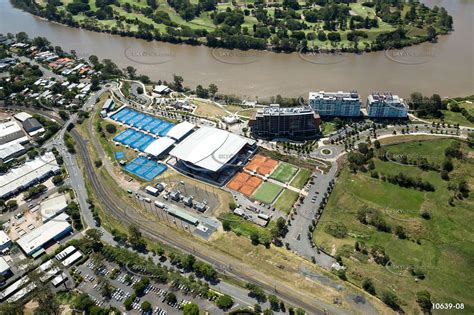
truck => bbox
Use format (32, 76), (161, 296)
(145, 185), (159, 196)
(154, 201), (166, 209)
(257, 213), (270, 221)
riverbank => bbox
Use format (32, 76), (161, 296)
(1, 0), (472, 100)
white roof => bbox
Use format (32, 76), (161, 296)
(62, 251), (82, 267)
(6, 283), (36, 303)
(40, 194), (68, 222)
(0, 277), (29, 300)
(170, 126), (254, 172)
(0, 230), (11, 246)
(51, 272), (67, 286)
(0, 121), (25, 142)
(0, 143), (25, 160)
(55, 245), (76, 261)
(0, 152), (59, 199)
(13, 112), (32, 122)
(0, 257), (10, 274)
(16, 220), (71, 255)
(166, 121), (195, 141)
(144, 137), (175, 157)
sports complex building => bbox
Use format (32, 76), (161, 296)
(169, 126), (257, 186)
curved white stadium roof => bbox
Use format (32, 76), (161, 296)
(166, 121), (195, 141)
(144, 137), (176, 157)
(170, 126), (254, 172)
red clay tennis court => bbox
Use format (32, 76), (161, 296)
(227, 171), (263, 197)
(244, 154), (279, 176)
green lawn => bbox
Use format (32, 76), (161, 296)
(270, 162), (299, 183)
(313, 138), (474, 313)
(439, 109), (474, 128)
(219, 213), (273, 243)
(289, 168), (312, 189)
(383, 138), (459, 165)
(273, 189), (299, 214)
(252, 182), (283, 204)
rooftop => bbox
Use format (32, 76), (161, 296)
(0, 152), (60, 199)
(166, 121), (195, 141)
(16, 218), (71, 255)
(170, 126), (254, 172)
(13, 112), (32, 122)
(309, 90), (360, 101)
(40, 194), (68, 222)
(144, 137), (176, 157)
(0, 257), (9, 274)
(256, 105), (316, 117)
(0, 231), (11, 246)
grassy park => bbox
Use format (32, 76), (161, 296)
(313, 138), (474, 313)
(252, 182), (283, 204)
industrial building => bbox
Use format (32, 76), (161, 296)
(16, 219), (73, 256)
(39, 194), (69, 222)
(0, 257), (10, 276)
(0, 231), (12, 252)
(14, 112), (44, 136)
(0, 120), (27, 146)
(0, 142), (26, 163)
(169, 126), (256, 186)
(308, 91), (361, 117)
(249, 104), (321, 140)
(0, 152), (60, 199)
(367, 93), (409, 118)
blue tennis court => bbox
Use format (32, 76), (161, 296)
(113, 129), (156, 152)
(115, 152), (125, 159)
(110, 107), (174, 137)
(124, 157), (167, 181)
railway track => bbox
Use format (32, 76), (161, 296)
(70, 128), (329, 315)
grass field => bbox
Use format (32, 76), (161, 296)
(289, 168), (312, 189)
(273, 189), (299, 214)
(270, 162), (299, 183)
(439, 109), (474, 127)
(313, 138), (474, 313)
(219, 213), (273, 243)
(383, 138), (459, 165)
(252, 182), (283, 204)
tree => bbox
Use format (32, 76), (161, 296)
(136, 86), (144, 94)
(216, 294), (234, 310)
(416, 290), (432, 313)
(35, 287), (61, 315)
(166, 292), (177, 304)
(85, 228), (103, 251)
(268, 294), (280, 311)
(183, 303), (200, 315)
(141, 301), (152, 312)
(250, 232), (260, 245)
(128, 224), (146, 250)
(124, 297), (133, 310)
(362, 278), (376, 295)
(105, 123), (117, 134)
(125, 66), (137, 79)
(208, 83), (218, 98)
(172, 74), (184, 92)
(381, 291), (400, 310)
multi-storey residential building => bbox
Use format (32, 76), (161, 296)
(249, 104), (320, 139)
(367, 93), (409, 118)
(309, 91), (361, 117)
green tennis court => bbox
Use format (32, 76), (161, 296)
(252, 182), (283, 204)
(270, 162), (299, 183)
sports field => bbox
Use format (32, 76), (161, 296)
(273, 189), (299, 214)
(226, 172), (262, 197)
(245, 154), (278, 176)
(289, 168), (312, 189)
(252, 182), (283, 204)
(270, 162), (299, 183)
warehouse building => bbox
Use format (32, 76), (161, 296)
(16, 219), (73, 256)
(0, 152), (60, 199)
(0, 257), (10, 276)
(0, 142), (26, 163)
(249, 104), (320, 140)
(0, 231), (12, 252)
(0, 121), (27, 146)
(39, 194), (69, 223)
(169, 126), (256, 186)
(21, 118), (44, 136)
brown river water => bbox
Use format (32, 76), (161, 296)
(0, 0), (472, 100)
